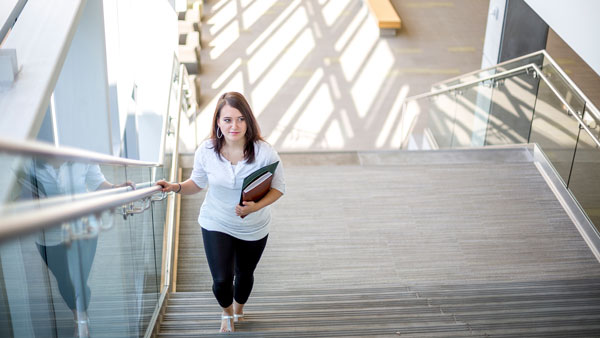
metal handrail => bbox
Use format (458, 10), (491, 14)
(0, 185), (163, 241)
(541, 51), (600, 121)
(0, 137), (161, 167)
(432, 49), (600, 122)
(531, 64), (600, 148)
(1, 181), (159, 215)
(406, 64), (534, 101)
(432, 49), (546, 87)
(404, 61), (600, 149)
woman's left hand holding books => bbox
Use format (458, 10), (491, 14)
(236, 201), (257, 217)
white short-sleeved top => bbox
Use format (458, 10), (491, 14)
(190, 140), (285, 241)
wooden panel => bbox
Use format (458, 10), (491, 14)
(366, 0), (402, 29)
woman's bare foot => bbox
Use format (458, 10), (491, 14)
(220, 313), (234, 332)
(221, 305), (235, 333)
(233, 301), (245, 322)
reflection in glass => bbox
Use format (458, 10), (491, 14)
(18, 160), (132, 337)
(484, 72), (539, 146)
(451, 82), (492, 147)
(540, 62), (585, 114)
(427, 91), (457, 149)
(0, 154), (170, 338)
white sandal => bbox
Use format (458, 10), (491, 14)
(221, 314), (234, 332)
(233, 313), (244, 322)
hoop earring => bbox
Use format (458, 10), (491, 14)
(216, 127), (223, 139)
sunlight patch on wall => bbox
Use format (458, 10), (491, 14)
(246, 0), (301, 56)
(247, 6), (308, 84)
(211, 0), (231, 13)
(282, 82), (334, 148)
(321, 119), (345, 148)
(240, 0), (254, 8)
(334, 3), (368, 53)
(243, 0), (278, 30)
(208, 0), (237, 36)
(210, 20), (240, 60)
(251, 28), (315, 116)
(376, 85), (410, 148)
(351, 41), (394, 118)
(339, 11), (378, 81)
(267, 68), (324, 145)
(321, 0), (352, 27)
(212, 58), (242, 89)
(339, 108), (354, 139)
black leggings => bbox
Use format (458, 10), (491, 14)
(201, 228), (268, 308)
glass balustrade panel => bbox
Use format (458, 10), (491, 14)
(0, 209), (153, 338)
(568, 108), (600, 232)
(540, 62), (587, 114)
(99, 166), (158, 336)
(400, 97), (440, 150)
(450, 82), (493, 147)
(484, 71), (539, 146)
(0, 153), (166, 337)
(529, 79), (584, 184)
(64, 205), (160, 338)
(422, 91), (458, 149)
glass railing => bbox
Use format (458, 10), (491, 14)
(0, 59), (191, 337)
(0, 144), (166, 338)
(401, 50), (600, 236)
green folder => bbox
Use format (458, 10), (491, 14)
(239, 161), (279, 206)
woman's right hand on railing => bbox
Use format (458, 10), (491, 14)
(156, 180), (179, 193)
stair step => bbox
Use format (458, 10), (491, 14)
(169, 278), (600, 297)
(159, 320), (471, 336)
(159, 279), (600, 337)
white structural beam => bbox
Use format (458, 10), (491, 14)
(53, 0), (113, 155)
(0, 0), (86, 140)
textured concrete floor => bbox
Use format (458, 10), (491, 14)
(176, 148), (600, 293)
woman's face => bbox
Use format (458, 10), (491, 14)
(217, 104), (247, 144)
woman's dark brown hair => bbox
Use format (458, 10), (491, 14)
(210, 92), (263, 163)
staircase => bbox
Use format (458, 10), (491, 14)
(160, 278), (600, 337)
(161, 146), (600, 336)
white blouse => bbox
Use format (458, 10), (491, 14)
(190, 140), (286, 241)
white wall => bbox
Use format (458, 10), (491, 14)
(525, 0), (600, 77)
